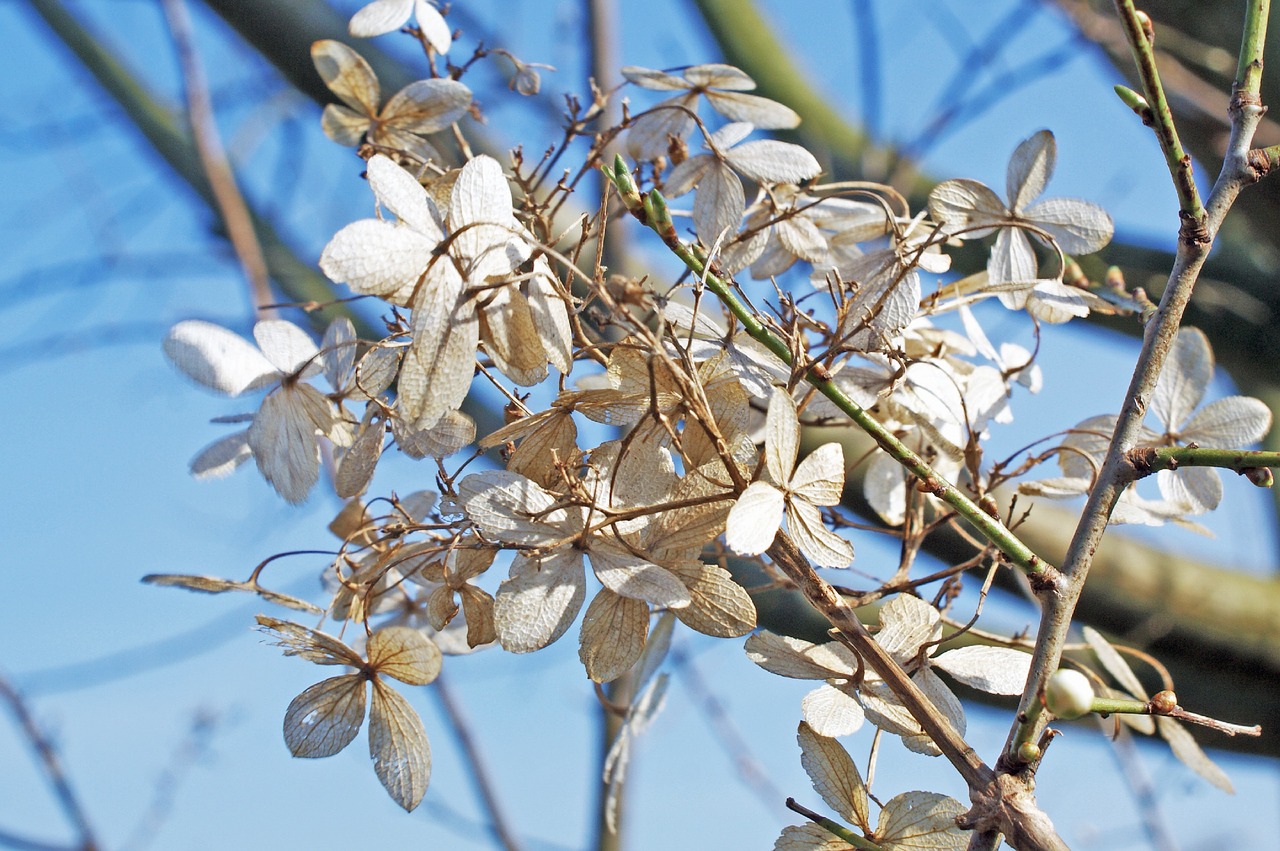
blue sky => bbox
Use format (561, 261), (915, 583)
(1, 1), (1276, 849)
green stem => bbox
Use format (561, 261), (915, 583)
(1112, 0), (1204, 220)
(1133, 446), (1280, 477)
(604, 159), (1052, 579)
(1235, 0), (1271, 98)
(1089, 696), (1151, 715)
(785, 798), (882, 850)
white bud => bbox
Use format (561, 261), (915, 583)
(1045, 669), (1095, 719)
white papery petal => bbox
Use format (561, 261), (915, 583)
(684, 63), (756, 90)
(383, 78), (472, 135)
(1006, 129), (1055, 212)
(319, 219), (435, 298)
(692, 160), (745, 246)
(321, 317), (357, 391)
(589, 540), (690, 608)
(727, 139), (821, 184)
(1024, 196), (1114, 254)
(1182, 396), (1273, 446)
(449, 156), (529, 281)
(321, 104), (370, 147)
(348, 0), (413, 37)
(368, 679), (431, 811)
(311, 39), (379, 113)
(875, 595), (941, 662)
(164, 320), (277, 396)
(367, 155), (441, 236)
(662, 154), (715, 198)
(413, 0), (452, 53)
(927, 178), (1007, 236)
(705, 90), (800, 128)
(1156, 467), (1221, 513)
(786, 500), (854, 568)
(457, 469), (565, 544)
(526, 258), (574, 374)
(865, 451), (906, 525)
(744, 631), (858, 680)
(933, 646), (1032, 695)
(725, 482), (785, 556)
(790, 443), (846, 506)
(493, 551), (586, 652)
(254, 320), (320, 375)
(1153, 328), (1212, 431)
(801, 685), (865, 737)
(902, 668), (966, 754)
(247, 384), (332, 503)
(765, 389), (800, 484)
(398, 267), (476, 429)
(620, 66), (692, 91)
(876, 791), (968, 849)
(283, 675), (365, 758)
(988, 228), (1037, 287)
(626, 94), (698, 160)
(1026, 281), (1090, 324)
(708, 121), (755, 150)
(189, 430), (252, 479)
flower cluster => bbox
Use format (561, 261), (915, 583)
(151, 7), (1264, 827)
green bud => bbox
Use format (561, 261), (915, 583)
(1016, 742), (1042, 763)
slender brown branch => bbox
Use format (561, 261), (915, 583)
(0, 673), (100, 851)
(161, 0), (276, 318)
(431, 674), (524, 851)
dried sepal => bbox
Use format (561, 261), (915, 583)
(797, 722), (870, 832)
(368, 678), (432, 810)
(665, 562), (756, 637)
(142, 573), (324, 615)
(876, 791), (968, 850)
(579, 589), (649, 683)
(284, 674), (368, 758)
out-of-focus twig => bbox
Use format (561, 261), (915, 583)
(0, 672), (100, 851)
(432, 674), (524, 851)
(161, 0), (275, 319)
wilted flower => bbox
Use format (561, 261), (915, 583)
(622, 63), (800, 161)
(320, 154), (535, 429)
(312, 40), (470, 165)
(725, 388), (854, 568)
(927, 130), (1113, 321)
(1025, 327), (1271, 523)
(746, 595), (1031, 752)
(662, 122), (821, 247)
(778, 722), (969, 850)
(257, 617), (441, 810)
(163, 318), (353, 503)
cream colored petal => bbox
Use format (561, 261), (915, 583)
(368, 679), (431, 811)
(283, 674), (366, 758)
(579, 589), (649, 683)
(311, 40), (379, 112)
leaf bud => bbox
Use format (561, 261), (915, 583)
(1242, 466), (1275, 488)
(1135, 10), (1155, 43)
(1044, 669), (1095, 720)
(608, 154), (642, 210)
(644, 189), (675, 238)
(1150, 690), (1178, 714)
(1016, 742), (1042, 763)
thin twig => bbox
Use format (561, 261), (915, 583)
(0, 673), (100, 851)
(431, 674), (524, 851)
(161, 0), (276, 319)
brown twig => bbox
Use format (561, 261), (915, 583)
(161, 0), (276, 319)
(431, 673), (524, 851)
(0, 672), (100, 851)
